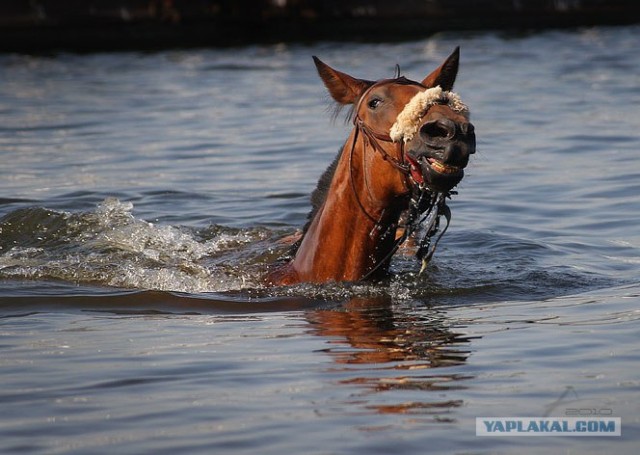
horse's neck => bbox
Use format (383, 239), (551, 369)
(288, 135), (404, 283)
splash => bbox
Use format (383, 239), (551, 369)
(0, 198), (276, 293)
(0, 198), (411, 298)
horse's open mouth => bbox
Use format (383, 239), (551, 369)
(426, 158), (463, 176)
(407, 155), (464, 191)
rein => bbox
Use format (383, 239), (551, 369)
(358, 187), (452, 282)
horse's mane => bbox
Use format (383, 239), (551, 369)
(288, 144), (343, 255)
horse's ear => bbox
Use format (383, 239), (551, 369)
(421, 47), (460, 91)
(313, 56), (373, 105)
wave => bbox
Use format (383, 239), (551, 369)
(0, 198), (283, 293)
(0, 198), (613, 304)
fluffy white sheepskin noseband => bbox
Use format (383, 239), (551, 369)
(390, 86), (469, 143)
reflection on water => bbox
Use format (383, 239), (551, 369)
(309, 297), (472, 366)
(307, 297), (474, 417)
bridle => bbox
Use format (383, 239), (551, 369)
(347, 80), (423, 223)
(352, 79), (426, 182)
(355, 118), (412, 177)
(346, 79), (454, 281)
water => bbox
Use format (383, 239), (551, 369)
(1, 26), (639, 453)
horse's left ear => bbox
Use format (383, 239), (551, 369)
(421, 47), (460, 91)
(313, 56), (373, 105)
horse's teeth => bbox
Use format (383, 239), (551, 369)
(431, 161), (458, 174)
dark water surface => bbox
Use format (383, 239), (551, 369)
(1, 26), (639, 454)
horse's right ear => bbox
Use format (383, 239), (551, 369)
(313, 56), (373, 105)
(421, 47), (460, 91)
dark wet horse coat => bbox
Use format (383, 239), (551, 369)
(268, 48), (476, 285)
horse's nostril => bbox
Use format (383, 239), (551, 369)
(420, 119), (455, 140)
(460, 122), (475, 136)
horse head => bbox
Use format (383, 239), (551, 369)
(313, 47), (475, 194)
(268, 49), (475, 285)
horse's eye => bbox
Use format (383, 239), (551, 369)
(368, 98), (382, 109)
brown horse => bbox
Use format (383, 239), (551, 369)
(268, 47), (475, 285)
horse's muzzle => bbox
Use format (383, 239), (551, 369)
(406, 118), (476, 192)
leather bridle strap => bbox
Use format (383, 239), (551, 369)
(355, 118), (411, 175)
